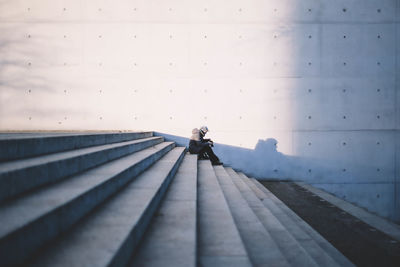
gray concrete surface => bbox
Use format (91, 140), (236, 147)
(156, 0), (399, 224)
(0, 141), (175, 266)
(197, 160), (251, 267)
(297, 181), (400, 242)
(214, 166), (289, 267)
(243, 174), (344, 267)
(0, 0), (399, 224)
(29, 146), (185, 267)
(249, 177), (354, 267)
(130, 153), (197, 267)
(0, 136), (163, 202)
(0, 132), (153, 161)
(226, 167), (318, 267)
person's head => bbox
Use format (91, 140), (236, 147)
(200, 126), (208, 136)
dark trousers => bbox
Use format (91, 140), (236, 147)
(199, 146), (220, 164)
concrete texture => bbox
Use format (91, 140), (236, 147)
(0, 131), (153, 161)
(226, 168), (319, 267)
(250, 177), (355, 267)
(262, 180), (400, 267)
(243, 175), (343, 267)
(213, 166), (290, 267)
(297, 181), (400, 242)
(0, 0), (399, 223)
(396, 130), (400, 224)
(0, 141), (175, 266)
(130, 153), (197, 267)
(29, 146), (185, 267)
(0, 131), (372, 266)
(0, 136), (163, 201)
(197, 160), (251, 267)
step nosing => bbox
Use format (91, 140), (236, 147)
(130, 153), (197, 266)
(214, 167), (290, 266)
(0, 142), (173, 239)
(198, 161), (251, 265)
(0, 136), (162, 173)
(0, 138), (166, 202)
(0, 132), (153, 141)
(234, 172), (321, 267)
(30, 147), (184, 266)
(0, 132), (155, 161)
(249, 178), (352, 266)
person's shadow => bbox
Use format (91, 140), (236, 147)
(155, 132), (297, 179)
(213, 137), (294, 179)
(254, 138), (279, 156)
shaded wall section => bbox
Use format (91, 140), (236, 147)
(0, 1), (399, 222)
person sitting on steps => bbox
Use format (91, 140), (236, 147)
(189, 126), (223, 166)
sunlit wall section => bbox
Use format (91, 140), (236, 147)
(0, 1), (299, 150)
(0, 1), (296, 147)
(0, 0), (399, 222)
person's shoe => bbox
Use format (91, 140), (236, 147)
(212, 161), (223, 166)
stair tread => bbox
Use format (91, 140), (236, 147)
(0, 132), (154, 161)
(0, 131), (360, 267)
(227, 168), (318, 267)
(247, 177), (320, 241)
(130, 154), (197, 267)
(29, 147), (185, 267)
(0, 141), (172, 238)
(0, 136), (163, 203)
(0, 142), (175, 267)
(0, 132), (152, 140)
(0, 136), (162, 173)
(213, 166), (289, 267)
(197, 161), (252, 267)
(0, 132), (87, 140)
(248, 177), (354, 267)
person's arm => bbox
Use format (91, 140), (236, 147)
(200, 134), (212, 146)
(200, 140), (213, 148)
(195, 140), (209, 148)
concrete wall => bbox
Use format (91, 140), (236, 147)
(0, 0), (399, 222)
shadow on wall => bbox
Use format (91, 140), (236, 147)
(156, 131), (400, 223)
(155, 132), (302, 180)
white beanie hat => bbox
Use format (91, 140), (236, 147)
(200, 126), (209, 133)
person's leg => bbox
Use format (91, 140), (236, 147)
(198, 147), (208, 160)
(203, 146), (221, 164)
(190, 144), (208, 159)
(198, 152), (209, 160)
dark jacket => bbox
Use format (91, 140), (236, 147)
(189, 130), (210, 154)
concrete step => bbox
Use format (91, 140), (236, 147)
(197, 161), (252, 267)
(214, 166), (290, 267)
(0, 136), (163, 202)
(0, 141), (175, 266)
(0, 131), (153, 161)
(296, 181), (400, 242)
(129, 153), (198, 267)
(248, 177), (354, 267)
(28, 146), (185, 267)
(226, 168), (318, 267)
